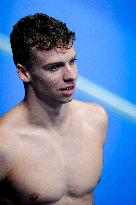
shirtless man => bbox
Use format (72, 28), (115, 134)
(0, 13), (108, 205)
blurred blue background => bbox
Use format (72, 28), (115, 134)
(0, 0), (136, 204)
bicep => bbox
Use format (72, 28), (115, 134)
(97, 108), (108, 146)
(90, 104), (108, 146)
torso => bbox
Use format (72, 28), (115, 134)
(0, 100), (107, 205)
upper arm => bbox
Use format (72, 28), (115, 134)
(0, 131), (11, 181)
(96, 105), (108, 145)
(89, 103), (108, 146)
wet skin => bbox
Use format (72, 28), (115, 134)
(0, 47), (108, 205)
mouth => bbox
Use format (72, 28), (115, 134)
(59, 85), (75, 95)
(60, 85), (75, 91)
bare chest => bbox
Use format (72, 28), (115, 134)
(8, 126), (103, 204)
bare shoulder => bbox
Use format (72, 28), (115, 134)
(72, 100), (108, 145)
(0, 102), (27, 132)
(88, 102), (108, 122)
(0, 106), (25, 179)
(0, 117), (11, 143)
(72, 99), (108, 119)
(0, 114), (16, 147)
(0, 103), (24, 145)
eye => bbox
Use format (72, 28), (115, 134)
(48, 65), (59, 72)
(69, 58), (77, 65)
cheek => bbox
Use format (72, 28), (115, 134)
(75, 66), (78, 75)
(72, 65), (78, 78)
(75, 69), (78, 79)
(31, 72), (61, 92)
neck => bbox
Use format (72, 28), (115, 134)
(23, 87), (70, 129)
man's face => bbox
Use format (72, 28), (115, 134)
(29, 47), (78, 105)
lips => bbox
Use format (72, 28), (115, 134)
(60, 85), (75, 95)
(60, 85), (75, 91)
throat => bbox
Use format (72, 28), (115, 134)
(23, 98), (71, 129)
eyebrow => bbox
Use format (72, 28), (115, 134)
(42, 54), (77, 69)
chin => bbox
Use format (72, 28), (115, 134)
(58, 96), (73, 104)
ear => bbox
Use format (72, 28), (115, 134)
(17, 63), (31, 83)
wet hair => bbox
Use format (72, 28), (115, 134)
(10, 13), (76, 68)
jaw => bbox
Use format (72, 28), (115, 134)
(25, 82), (74, 112)
(58, 96), (73, 104)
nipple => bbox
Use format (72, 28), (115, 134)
(29, 193), (39, 200)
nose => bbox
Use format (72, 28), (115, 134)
(63, 64), (77, 82)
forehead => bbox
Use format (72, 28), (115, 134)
(33, 47), (76, 65)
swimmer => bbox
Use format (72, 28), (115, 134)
(0, 13), (108, 205)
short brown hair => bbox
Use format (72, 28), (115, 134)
(10, 13), (76, 68)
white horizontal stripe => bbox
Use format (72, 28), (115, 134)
(0, 33), (12, 55)
(1, 33), (136, 121)
(77, 76), (136, 120)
